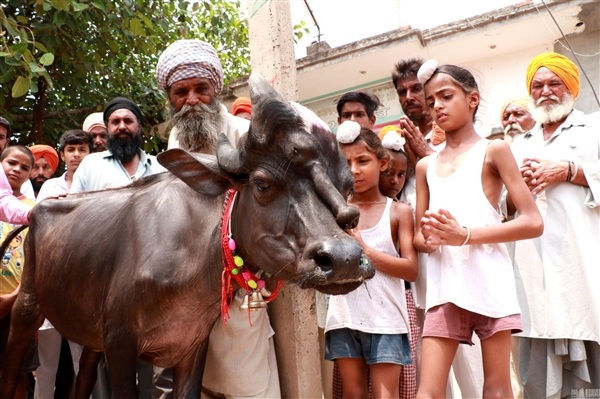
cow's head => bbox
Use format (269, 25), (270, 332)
(158, 74), (374, 295)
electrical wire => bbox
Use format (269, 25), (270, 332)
(539, 0), (600, 108)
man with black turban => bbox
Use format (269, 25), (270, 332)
(70, 96), (164, 193)
(69, 97), (165, 397)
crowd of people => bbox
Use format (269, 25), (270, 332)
(0, 37), (598, 399)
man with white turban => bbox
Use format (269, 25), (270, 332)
(507, 51), (600, 397)
(82, 112), (108, 152)
(154, 39), (280, 399)
(155, 39), (247, 154)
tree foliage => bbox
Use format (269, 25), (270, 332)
(0, 0), (250, 153)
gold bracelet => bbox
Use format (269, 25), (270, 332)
(460, 226), (471, 246)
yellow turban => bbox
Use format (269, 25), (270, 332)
(526, 52), (579, 99)
(500, 95), (531, 121)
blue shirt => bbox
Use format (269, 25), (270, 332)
(69, 149), (165, 193)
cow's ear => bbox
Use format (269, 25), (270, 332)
(157, 149), (232, 196)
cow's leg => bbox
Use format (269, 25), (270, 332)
(0, 292), (43, 399)
(172, 338), (209, 399)
(104, 332), (139, 399)
(74, 347), (102, 399)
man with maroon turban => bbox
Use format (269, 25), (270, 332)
(508, 52), (600, 397)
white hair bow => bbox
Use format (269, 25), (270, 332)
(336, 120), (361, 144)
(381, 130), (406, 151)
(417, 59), (439, 84)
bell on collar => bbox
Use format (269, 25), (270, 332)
(240, 290), (268, 311)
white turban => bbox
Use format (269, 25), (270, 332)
(156, 39), (224, 94)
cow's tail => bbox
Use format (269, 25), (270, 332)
(0, 225), (27, 254)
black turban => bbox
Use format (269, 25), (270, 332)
(103, 97), (143, 124)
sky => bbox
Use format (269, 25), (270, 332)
(287, 0), (539, 58)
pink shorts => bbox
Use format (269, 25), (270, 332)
(422, 303), (522, 345)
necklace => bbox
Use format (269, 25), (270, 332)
(220, 189), (283, 324)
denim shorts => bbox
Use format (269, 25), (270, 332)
(325, 328), (412, 366)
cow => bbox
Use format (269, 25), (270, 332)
(0, 75), (375, 398)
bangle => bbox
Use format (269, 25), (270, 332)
(460, 226), (471, 246)
(570, 162), (578, 182)
(565, 161), (572, 182)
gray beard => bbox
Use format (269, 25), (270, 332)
(169, 101), (223, 153)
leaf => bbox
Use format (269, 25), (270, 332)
(39, 53), (55, 66)
(53, 11), (67, 27)
(34, 42), (49, 53)
(4, 57), (24, 67)
(30, 79), (39, 94)
(0, 68), (15, 84)
(16, 16), (29, 25)
(28, 62), (46, 73)
(72, 3), (89, 12)
(129, 18), (146, 36)
(10, 43), (28, 55)
(50, 0), (70, 11)
(91, 0), (107, 12)
(12, 76), (31, 98)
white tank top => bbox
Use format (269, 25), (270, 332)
(425, 139), (521, 317)
(326, 197), (410, 334)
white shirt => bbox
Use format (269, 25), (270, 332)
(36, 173), (68, 203)
(511, 110), (600, 341)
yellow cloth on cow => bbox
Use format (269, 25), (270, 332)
(526, 52), (579, 99)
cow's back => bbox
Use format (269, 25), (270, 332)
(28, 173), (224, 358)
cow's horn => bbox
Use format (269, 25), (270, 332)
(216, 133), (245, 174)
(249, 73), (300, 144)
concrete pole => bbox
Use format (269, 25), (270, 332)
(247, 1), (323, 398)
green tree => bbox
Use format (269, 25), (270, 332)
(0, 0), (250, 153)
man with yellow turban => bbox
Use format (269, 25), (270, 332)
(508, 51), (600, 397)
(499, 95), (536, 144)
(29, 144), (59, 198)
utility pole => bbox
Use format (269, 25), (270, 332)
(247, 1), (323, 397)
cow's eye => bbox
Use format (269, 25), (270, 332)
(255, 178), (271, 192)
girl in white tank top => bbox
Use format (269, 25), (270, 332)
(326, 121), (418, 398)
(413, 60), (543, 398)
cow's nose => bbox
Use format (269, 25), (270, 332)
(336, 204), (360, 230)
(311, 236), (367, 278)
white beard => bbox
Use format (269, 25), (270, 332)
(531, 93), (574, 125)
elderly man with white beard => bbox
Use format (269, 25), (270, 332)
(153, 39), (280, 399)
(507, 52), (600, 398)
(499, 95), (536, 144)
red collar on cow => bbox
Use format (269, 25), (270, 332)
(220, 189), (283, 325)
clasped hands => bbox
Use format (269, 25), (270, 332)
(519, 157), (566, 195)
(420, 209), (468, 250)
